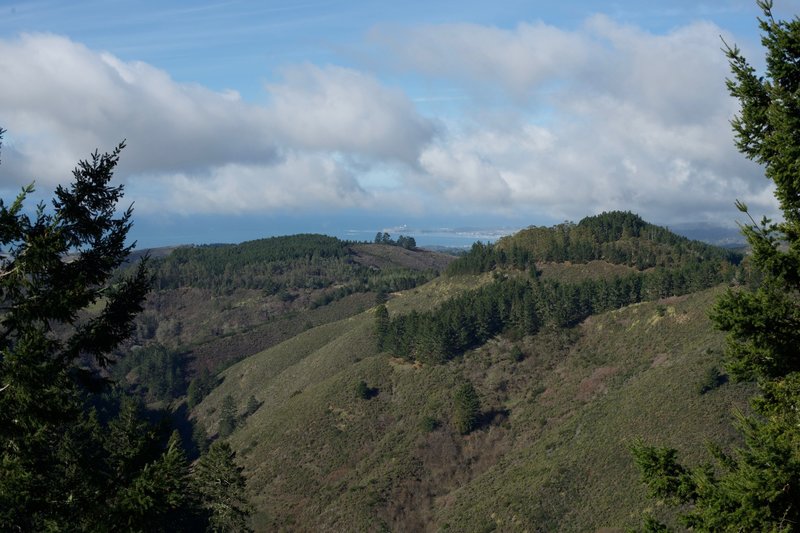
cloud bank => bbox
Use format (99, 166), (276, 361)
(0, 16), (776, 228)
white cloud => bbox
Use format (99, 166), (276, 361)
(0, 16), (781, 229)
(369, 21), (592, 101)
(266, 64), (437, 162)
(139, 151), (368, 215)
(0, 33), (435, 213)
(373, 15), (777, 225)
(0, 33), (277, 183)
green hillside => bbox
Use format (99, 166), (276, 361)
(196, 283), (750, 531)
(188, 213), (751, 531)
(112, 235), (454, 403)
(90, 212), (754, 530)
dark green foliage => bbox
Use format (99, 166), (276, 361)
(193, 440), (252, 532)
(374, 304), (390, 351)
(446, 211), (741, 275)
(633, 4), (800, 530)
(630, 440), (695, 505)
(697, 365), (727, 395)
(0, 138), (160, 529)
(452, 381), (481, 435)
(355, 380), (377, 400)
(510, 345), (525, 362)
(245, 395), (260, 417)
(446, 241), (497, 275)
(420, 416), (439, 432)
(192, 419), (210, 455)
(379, 258), (735, 364)
(0, 135), (251, 530)
(374, 232), (417, 249)
(375, 287), (389, 304)
(219, 394), (237, 438)
(115, 430), (192, 531)
(155, 234), (347, 291)
(147, 233), (433, 300)
(633, 515), (672, 533)
(187, 368), (216, 409)
(112, 343), (187, 402)
(355, 380), (371, 400)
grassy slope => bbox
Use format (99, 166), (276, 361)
(195, 269), (751, 532)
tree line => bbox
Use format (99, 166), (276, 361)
(374, 232), (417, 249)
(142, 233), (434, 299)
(377, 259), (739, 365)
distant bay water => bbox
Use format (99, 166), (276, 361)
(340, 226), (521, 249)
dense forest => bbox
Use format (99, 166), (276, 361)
(112, 234), (449, 409)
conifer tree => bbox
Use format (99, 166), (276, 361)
(632, 3), (800, 530)
(193, 440), (252, 532)
(0, 132), (245, 531)
(0, 134), (153, 529)
(452, 381), (481, 435)
(219, 394), (237, 438)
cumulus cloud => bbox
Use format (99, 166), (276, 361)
(0, 33), (435, 212)
(0, 33), (277, 182)
(373, 15), (776, 225)
(266, 64), (437, 162)
(138, 152), (368, 215)
(369, 21), (592, 100)
(0, 15), (781, 229)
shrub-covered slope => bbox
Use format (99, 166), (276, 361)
(196, 281), (750, 531)
(113, 235), (453, 402)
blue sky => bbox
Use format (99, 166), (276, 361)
(1, 1), (797, 247)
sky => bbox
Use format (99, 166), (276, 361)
(0, 0), (797, 248)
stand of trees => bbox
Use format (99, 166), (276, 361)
(144, 232), (432, 301)
(377, 257), (738, 365)
(374, 232), (417, 250)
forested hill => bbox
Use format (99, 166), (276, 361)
(447, 211), (741, 275)
(148, 233), (451, 293)
(378, 212), (744, 365)
(115, 234), (453, 404)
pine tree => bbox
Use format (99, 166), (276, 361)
(0, 135), (153, 529)
(193, 440), (252, 532)
(0, 132), (231, 530)
(452, 381), (481, 435)
(632, 3), (800, 530)
(374, 304), (390, 351)
(219, 394), (237, 438)
(115, 431), (192, 531)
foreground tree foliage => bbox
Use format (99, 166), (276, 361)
(193, 441), (252, 533)
(0, 131), (249, 531)
(632, 3), (800, 530)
